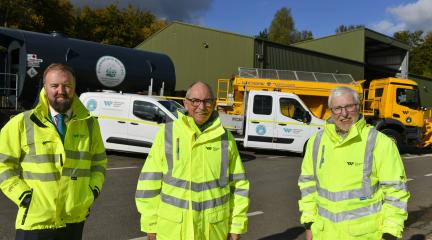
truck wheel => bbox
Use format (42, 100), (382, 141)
(381, 129), (402, 148)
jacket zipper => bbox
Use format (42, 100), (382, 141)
(60, 154), (63, 166)
(319, 145), (325, 168)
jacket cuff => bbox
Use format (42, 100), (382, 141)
(304, 222), (313, 230)
(382, 233), (398, 240)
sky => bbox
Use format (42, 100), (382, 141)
(70, 0), (432, 38)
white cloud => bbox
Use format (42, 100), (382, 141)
(370, 0), (432, 35)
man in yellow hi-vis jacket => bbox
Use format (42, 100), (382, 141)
(136, 81), (250, 240)
(298, 86), (410, 240)
(0, 63), (107, 240)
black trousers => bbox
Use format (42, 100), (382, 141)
(15, 221), (85, 240)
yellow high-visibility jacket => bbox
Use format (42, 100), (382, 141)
(136, 112), (250, 240)
(298, 118), (410, 239)
(0, 89), (107, 230)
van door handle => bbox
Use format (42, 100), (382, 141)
(130, 122), (139, 125)
(251, 121), (260, 124)
(117, 121), (126, 124)
(278, 123), (287, 126)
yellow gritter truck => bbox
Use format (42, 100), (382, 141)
(217, 67), (427, 151)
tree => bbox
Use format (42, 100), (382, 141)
(335, 24), (364, 34)
(0, 0), (75, 34)
(268, 7), (295, 45)
(73, 4), (165, 47)
(256, 28), (269, 40)
(266, 7), (313, 44)
(394, 30), (432, 77)
(292, 30), (313, 42)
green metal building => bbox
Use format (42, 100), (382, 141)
(136, 22), (432, 106)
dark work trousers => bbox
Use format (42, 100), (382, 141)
(15, 221), (85, 240)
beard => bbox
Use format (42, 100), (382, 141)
(49, 95), (73, 113)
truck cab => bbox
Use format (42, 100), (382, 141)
(80, 91), (184, 153)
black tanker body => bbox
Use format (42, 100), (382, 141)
(0, 27), (175, 110)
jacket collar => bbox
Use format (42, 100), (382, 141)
(32, 89), (90, 125)
(176, 111), (225, 143)
(324, 116), (367, 145)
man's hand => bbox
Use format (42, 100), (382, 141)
(305, 229), (312, 240)
(228, 233), (240, 240)
(147, 233), (156, 240)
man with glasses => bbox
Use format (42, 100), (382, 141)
(298, 86), (409, 240)
(136, 81), (250, 240)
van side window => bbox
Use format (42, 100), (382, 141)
(253, 95), (272, 115)
(279, 98), (307, 122)
(133, 101), (166, 122)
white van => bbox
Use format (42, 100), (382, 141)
(80, 92), (184, 153)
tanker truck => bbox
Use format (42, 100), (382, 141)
(0, 27), (183, 153)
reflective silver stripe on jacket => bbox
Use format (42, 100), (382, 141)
(312, 129), (379, 201)
(22, 171), (60, 181)
(163, 122), (230, 192)
(384, 196), (408, 211)
(139, 172), (163, 180)
(0, 153), (18, 164)
(300, 186), (317, 197)
(160, 192), (230, 211)
(379, 181), (408, 191)
(318, 201), (382, 222)
(231, 187), (249, 197)
(0, 169), (17, 184)
(136, 189), (161, 198)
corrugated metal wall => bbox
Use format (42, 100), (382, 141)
(255, 40), (365, 80)
(136, 22), (254, 93)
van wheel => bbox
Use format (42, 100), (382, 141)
(381, 129), (402, 148)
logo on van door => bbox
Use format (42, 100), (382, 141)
(86, 99), (97, 112)
(256, 125), (266, 135)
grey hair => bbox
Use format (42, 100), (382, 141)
(328, 86), (360, 107)
(185, 81), (214, 99)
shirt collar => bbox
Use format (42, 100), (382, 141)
(49, 105), (72, 121)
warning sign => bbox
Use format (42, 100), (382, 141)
(27, 54), (43, 68)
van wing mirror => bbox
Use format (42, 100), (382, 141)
(303, 112), (312, 124)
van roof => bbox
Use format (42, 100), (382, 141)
(80, 92), (173, 101)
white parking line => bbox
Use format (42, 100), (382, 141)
(407, 178), (414, 182)
(403, 153), (432, 159)
(107, 166), (139, 171)
(425, 173), (432, 177)
(128, 237), (146, 240)
(247, 211), (264, 217)
(267, 156), (284, 159)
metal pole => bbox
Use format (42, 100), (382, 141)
(148, 78), (153, 96)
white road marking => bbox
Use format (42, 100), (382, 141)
(403, 153), (432, 159)
(425, 173), (432, 177)
(128, 237), (147, 240)
(267, 156), (284, 159)
(107, 166), (139, 171)
(407, 178), (414, 182)
(247, 211), (264, 217)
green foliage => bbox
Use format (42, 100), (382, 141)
(0, 0), (75, 34)
(265, 7), (313, 45)
(394, 30), (432, 78)
(335, 24), (364, 34)
(0, 1), (167, 48)
(256, 28), (269, 40)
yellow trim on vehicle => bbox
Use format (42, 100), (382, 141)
(93, 115), (162, 126)
(248, 119), (324, 127)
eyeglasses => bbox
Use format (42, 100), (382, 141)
(330, 103), (358, 114)
(186, 98), (215, 107)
